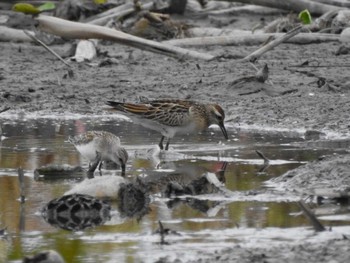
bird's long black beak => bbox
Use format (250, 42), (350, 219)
(219, 122), (228, 140)
(120, 160), (126, 177)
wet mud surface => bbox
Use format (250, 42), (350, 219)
(1, 8), (350, 263)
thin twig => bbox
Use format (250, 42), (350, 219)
(23, 30), (72, 69)
(158, 220), (166, 244)
(255, 150), (270, 174)
(298, 201), (326, 232)
(0, 107), (10, 114)
(243, 26), (304, 62)
(256, 150), (270, 165)
(255, 63), (269, 82)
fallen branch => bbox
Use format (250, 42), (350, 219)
(158, 220), (167, 245)
(35, 15), (214, 61)
(87, 2), (154, 26)
(298, 201), (326, 232)
(231, 64), (269, 86)
(255, 150), (270, 174)
(23, 30), (72, 70)
(256, 150), (270, 165)
(311, 0), (350, 8)
(199, 5), (285, 16)
(86, 2), (134, 25)
(243, 26), (304, 62)
(164, 32), (340, 47)
(0, 107), (10, 114)
(0, 26), (33, 42)
(215, 0), (343, 16)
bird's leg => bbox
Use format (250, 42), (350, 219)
(98, 162), (103, 176)
(86, 171), (94, 179)
(89, 151), (101, 174)
(88, 159), (99, 173)
(165, 138), (170, 151)
(159, 136), (165, 150)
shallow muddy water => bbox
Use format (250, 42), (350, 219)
(0, 116), (349, 263)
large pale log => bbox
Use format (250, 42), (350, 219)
(35, 15), (214, 61)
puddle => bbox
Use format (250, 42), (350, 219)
(0, 117), (350, 262)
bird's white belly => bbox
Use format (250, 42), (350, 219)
(128, 115), (197, 138)
(76, 143), (98, 161)
(65, 176), (127, 198)
(164, 122), (197, 137)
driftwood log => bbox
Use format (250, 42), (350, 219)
(86, 2), (154, 26)
(0, 26), (33, 42)
(35, 15), (214, 61)
(216, 0), (343, 15)
(164, 32), (340, 47)
(311, 0), (350, 8)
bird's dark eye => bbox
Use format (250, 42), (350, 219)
(217, 115), (223, 121)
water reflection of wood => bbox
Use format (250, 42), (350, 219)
(42, 162), (229, 230)
(23, 250), (65, 263)
(34, 164), (85, 180)
(18, 168), (25, 203)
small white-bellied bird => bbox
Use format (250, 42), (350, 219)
(69, 131), (128, 176)
(106, 99), (228, 150)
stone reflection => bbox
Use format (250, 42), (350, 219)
(42, 161), (228, 231)
(41, 194), (111, 231)
(117, 181), (151, 220)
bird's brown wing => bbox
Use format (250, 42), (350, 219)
(106, 100), (192, 126)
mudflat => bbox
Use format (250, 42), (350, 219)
(1, 7), (350, 262)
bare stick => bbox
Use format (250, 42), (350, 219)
(243, 26), (304, 62)
(87, 2), (154, 26)
(311, 0), (350, 8)
(298, 201), (326, 232)
(23, 30), (72, 69)
(18, 168), (25, 203)
(256, 150), (270, 165)
(230, 65), (268, 85)
(0, 107), (10, 114)
(158, 220), (166, 245)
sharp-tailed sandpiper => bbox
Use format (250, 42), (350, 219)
(106, 99), (228, 150)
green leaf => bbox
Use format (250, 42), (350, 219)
(12, 3), (41, 15)
(298, 9), (312, 25)
(37, 2), (56, 12)
(93, 0), (108, 4)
